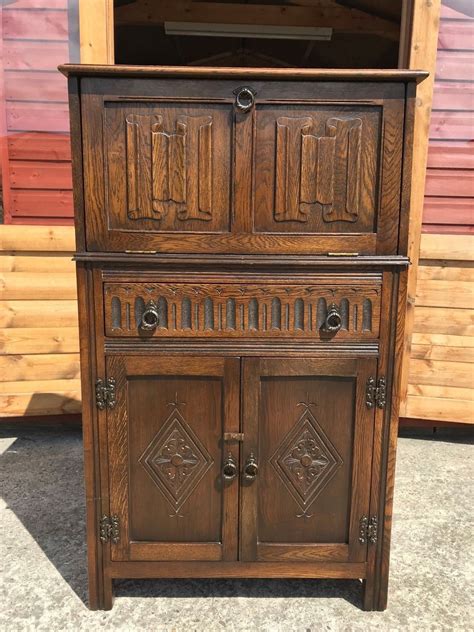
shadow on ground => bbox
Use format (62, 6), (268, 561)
(0, 425), (365, 609)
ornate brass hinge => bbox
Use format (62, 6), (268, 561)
(99, 515), (120, 544)
(359, 515), (378, 545)
(95, 377), (116, 410)
(365, 376), (386, 409)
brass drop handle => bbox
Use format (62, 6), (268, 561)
(222, 452), (238, 480)
(234, 86), (256, 112)
(324, 303), (342, 333)
(243, 452), (258, 481)
(140, 300), (159, 331)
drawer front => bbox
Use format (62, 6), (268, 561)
(81, 77), (405, 255)
(103, 274), (381, 340)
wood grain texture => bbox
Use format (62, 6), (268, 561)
(399, 0), (441, 416)
(0, 272), (77, 300)
(0, 300), (78, 327)
(0, 225), (75, 251)
(0, 226), (78, 419)
(0, 327), (79, 354)
(405, 395), (473, 424)
(59, 65), (427, 82)
(79, 0), (114, 65)
(0, 353), (80, 381)
(419, 234), (474, 260)
(0, 390), (81, 416)
(108, 560), (367, 579)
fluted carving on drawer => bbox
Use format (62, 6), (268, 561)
(104, 282), (381, 339)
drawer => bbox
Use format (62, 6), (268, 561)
(103, 273), (382, 340)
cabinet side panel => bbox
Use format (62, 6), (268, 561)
(76, 263), (104, 609)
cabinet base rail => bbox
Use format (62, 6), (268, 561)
(108, 561), (367, 579)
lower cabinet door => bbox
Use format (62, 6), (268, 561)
(106, 355), (240, 562)
(240, 357), (376, 563)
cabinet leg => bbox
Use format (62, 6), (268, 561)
(363, 570), (388, 611)
(88, 573), (114, 611)
(102, 575), (114, 611)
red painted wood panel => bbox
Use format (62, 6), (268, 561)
(11, 189), (73, 217)
(421, 224), (474, 234)
(6, 102), (70, 132)
(9, 161), (73, 190)
(10, 216), (74, 226)
(427, 142), (474, 169)
(5, 1), (68, 8)
(429, 111), (474, 140)
(423, 197), (474, 224)
(5, 70), (67, 102)
(0, 3), (73, 226)
(8, 133), (71, 161)
(438, 21), (474, 50)
(425, 169), (474, 197)
(440, 5), (474, 20)
(422, 6), (474, 236)
(432, 82), (473, 111)
(436, 51), (474, 81)
(3, 40), (69, 71)
(3, 9), (68, 41)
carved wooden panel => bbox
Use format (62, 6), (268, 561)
(103, 279), (381, 339)
(107, 354), (239, 560)
(104, 103), (232, 233)
(270, 400), (343, 518)
(139, 398), (214, 517)
(240, 357), (376, 561)
(254, 106), (381, 234)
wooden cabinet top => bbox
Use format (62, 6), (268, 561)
(66, 65), (425, 257)
(59, 64), (428, 83)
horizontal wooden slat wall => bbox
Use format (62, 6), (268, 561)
(401, 0), (473, 425)
(404, 234), (474, 424)
(0, 225), (81, 417)
(0, 0), (75, 225)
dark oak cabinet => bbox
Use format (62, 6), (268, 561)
(60, 64), (426, 611)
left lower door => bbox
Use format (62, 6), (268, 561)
(105, 354), (240, 562)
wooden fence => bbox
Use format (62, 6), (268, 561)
(402, 234), (474, 424)
(0, 225), (80, 416)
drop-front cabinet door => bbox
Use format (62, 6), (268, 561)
(81, 78), (404, 254)
(240, 358), (376, 563)
(105, 355), (240, 562)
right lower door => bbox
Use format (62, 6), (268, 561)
(240, 357), (376, 563)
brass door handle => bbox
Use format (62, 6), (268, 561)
(243, 453), (258, 481)
(222, 452), (238, 480)
(323, 303), (342, 333)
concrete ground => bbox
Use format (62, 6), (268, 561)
(0, 426), (473, 632)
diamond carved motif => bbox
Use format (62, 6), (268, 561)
(270, 403), (343, 516)
(139, 402), (213, 516)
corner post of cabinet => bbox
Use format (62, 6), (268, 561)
(365, 266), (408, 611)
(76, 262), (113, 609)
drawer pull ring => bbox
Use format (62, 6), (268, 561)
(140, 300), (159, 331)
(222, 452), (238, 480)
(324, 303), (342, 333)
(234, 86), (256, 112)
(244, 453), (259, 481)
